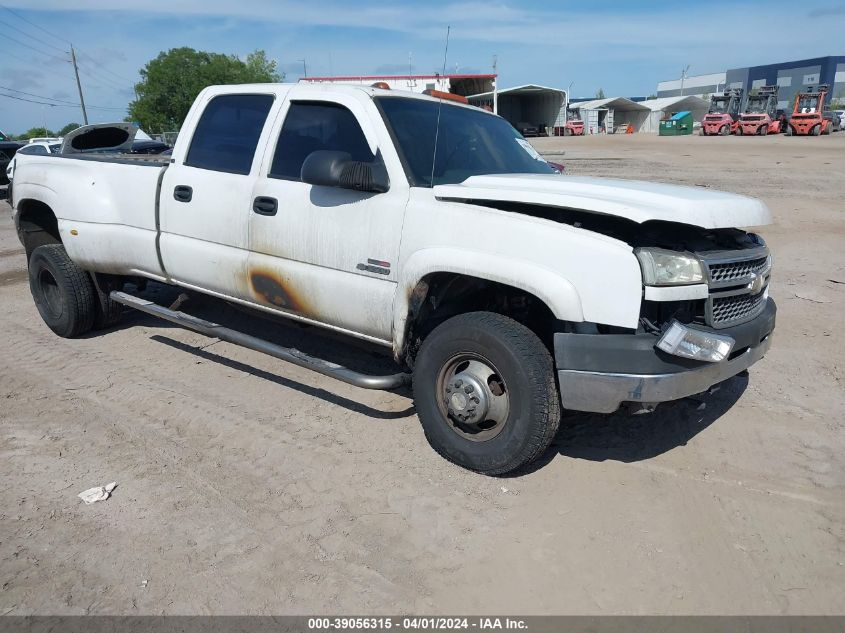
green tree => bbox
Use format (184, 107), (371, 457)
(21, 127), (55, 139)
(128, 47), (281, 132)
(58, 122), (82, 136)
(596, 88), (606, 99)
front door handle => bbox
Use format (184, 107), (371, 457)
(173, 185), (193, 203)
(252, 196), (278, 216)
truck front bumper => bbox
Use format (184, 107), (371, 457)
(555, 299), (776, 414)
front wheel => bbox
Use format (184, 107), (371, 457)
(28, 244), (96, 338)
(760, 125), (768, 136)
(413, 312), (561, 475)
(720, 125), (729, 136)
(736, 126), (743, 136)
(811, 124), (821, 136)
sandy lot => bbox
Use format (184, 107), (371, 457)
(1, 132), (843, 615)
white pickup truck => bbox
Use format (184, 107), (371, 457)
(10, 83), (776, 474)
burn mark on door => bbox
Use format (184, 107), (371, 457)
(250, 270), (305, 313)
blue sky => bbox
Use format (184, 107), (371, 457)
(1, 0), (843, 134)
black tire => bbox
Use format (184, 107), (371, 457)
(811, 124), (820, 136)
(736, 126), (743, 136)
(28, 244), (96, 338)
(760, 124), (768, 136)
(720, 125), (729, 136)
(413, 312), (561, 475)
(93, 285), (123, 329)
(787, 125), (793, 136)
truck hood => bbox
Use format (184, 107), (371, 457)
(433, 174), (772, 229)
(60, 122), (138, 154)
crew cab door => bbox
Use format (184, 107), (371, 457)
(247, 92), (408, 342)
(159, 92), (277, 299)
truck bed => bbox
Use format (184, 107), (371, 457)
(58, 152), (171, 167)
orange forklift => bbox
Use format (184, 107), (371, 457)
(737, 85), (781, 136)
(700, 88), (744, 135)
(787, 84), (835, 135)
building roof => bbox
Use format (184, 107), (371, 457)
(570, 97), (649, 111)
(639, 95), (709, 111)
(467, 84), (565, 100)
(302, 73), (496, 82)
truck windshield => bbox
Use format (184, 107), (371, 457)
(376, 96), (555, 187)
(746, 99), (767, 114)
(797, 95), (820, 112)
(710, 98), (729, 114)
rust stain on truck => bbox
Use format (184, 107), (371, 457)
(249, 269), (308, 315)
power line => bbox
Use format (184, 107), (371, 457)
(76, 49), (136, 86)
(0, 31), (68, 63)
(76, 62), (129, 92)
(0, 18), (68, 54)
(0, 91), (125, 111)
(0, 84), (126, 110)
(0, 3), (71, 45)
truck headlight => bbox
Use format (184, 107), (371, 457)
(635, 248), (704, 286)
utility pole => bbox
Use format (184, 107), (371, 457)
(298, 59), (307, 78)
(70, 45), (88, 125)
(679, 64), (690, 97)
(492, 54), (498, 115)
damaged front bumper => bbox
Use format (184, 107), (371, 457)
(555, 299), (776, 414)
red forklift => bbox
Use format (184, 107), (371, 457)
(737, 85), (781, 136)
(700, 88), (743, 135)
(787, 84), (835, 135)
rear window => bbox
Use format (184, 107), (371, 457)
(19, 145), (49, 155)
(186, 94), (274, 175)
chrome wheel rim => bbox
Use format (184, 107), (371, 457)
(436, 353), (510, 442)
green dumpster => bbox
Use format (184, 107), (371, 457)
(659, 111), (693, 136)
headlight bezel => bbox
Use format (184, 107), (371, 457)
(635, 247), (705, 287)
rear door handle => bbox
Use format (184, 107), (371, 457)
(173, 185), (193, 203)
(252, 196), (278, 216)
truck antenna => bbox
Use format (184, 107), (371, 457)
(429, 25), (450, 187)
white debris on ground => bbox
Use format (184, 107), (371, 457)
(77, 482), (117, 505)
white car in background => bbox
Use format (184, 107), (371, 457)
(5, 140), (62, 183)
(833, 111), (845, 131)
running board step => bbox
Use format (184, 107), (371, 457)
(110, 291), (410, 390)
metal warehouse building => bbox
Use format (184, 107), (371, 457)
(467, 85), (566, 135)
(658, 56), (845, 112)
(569, 97), (649, 133)
(300, 73), (496, 99)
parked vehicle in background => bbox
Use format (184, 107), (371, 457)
(701, 88), (743, 136)
(10, 83), (776, 474)
(130, 139), (171, 154)
(5, 141), (62, 184)
(516, 121), (539, 137)
(833, 110), (845, 130)
(738, 86), (781, 136)
(26, 137), (62, 145)
(557, 115), (584, 136)
(788, 85), (835, 136)
(0, 140), (24, 186)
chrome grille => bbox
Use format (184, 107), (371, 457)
(709, 291), (767, 327)
(700, 247), (771, 329)
(708, 256), (769, 285)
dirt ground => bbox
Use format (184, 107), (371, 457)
(1, 132), (843, 616)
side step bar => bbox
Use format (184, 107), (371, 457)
(110, 291), (410, 390)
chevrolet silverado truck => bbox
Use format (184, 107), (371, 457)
(10, 83), (776, 475)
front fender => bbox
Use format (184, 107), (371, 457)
(393, 247), (585, 355)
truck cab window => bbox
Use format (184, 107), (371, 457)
(185, 94), (274, 175)
(20, 145), (49, 155)
(270, 102), (374, 181)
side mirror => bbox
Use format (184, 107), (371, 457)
(301, 150), (389, 193)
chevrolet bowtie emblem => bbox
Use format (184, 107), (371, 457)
(748, 273), (765, 294)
